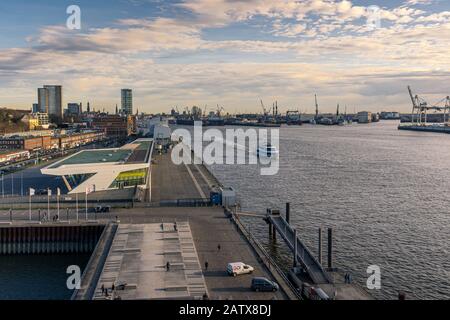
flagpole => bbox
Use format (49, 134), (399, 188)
(29, 191), (32, 221)
(47, 188), (50, 219)
(76, 193), (79, 222)
(57, 188), (60, 221)
(85, 189), (88, 221)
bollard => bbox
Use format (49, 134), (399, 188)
(286, 202), (290, 224)
(327, 228), (333, 270)
(318, 228), (323, 265)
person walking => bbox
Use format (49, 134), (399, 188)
(101, 284), (105, 294)
(166, 261), (170, 271)
(217, 244), (221, 252)
(204, 261), (209, 272)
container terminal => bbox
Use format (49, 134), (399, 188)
(398, 86), (450, 134)
(0, 134), (373, 300)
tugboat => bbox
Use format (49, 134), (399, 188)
(257, 144), (279, 158)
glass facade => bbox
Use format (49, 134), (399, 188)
(109, 168), (147, 189)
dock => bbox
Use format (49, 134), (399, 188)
(71, 149), (298, 300)
(0, 142), (372, 300)
(267, 212), (332, 284)
(398, 124), (450, 134)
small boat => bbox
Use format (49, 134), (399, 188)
(257, 144), (279, 158)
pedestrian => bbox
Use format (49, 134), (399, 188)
(101, 284), (105, 294)
(217, 244), (221, 252)
(204, 261), (209, 271)
(174, 223), (177, 231)
(112, 283), (115, 291)
(166, 261), (170, 271)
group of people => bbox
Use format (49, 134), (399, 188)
(100, 283), (120, 299)
(344, 273), (352, 284)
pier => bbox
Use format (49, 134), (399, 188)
(266, 211), (332, 284)
(0, 141), (371, 300)
(398, 124), (450, 134)
(256, 206), (373, 300)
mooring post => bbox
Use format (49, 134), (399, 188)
(318, 227), (323, 265)
(327, 228), (333, 270)
(293, 229), (298, 267)
(286, 202), (290, 224)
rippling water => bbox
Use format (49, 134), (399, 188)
(202, 121), (450, 300)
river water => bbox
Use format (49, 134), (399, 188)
(202, 121), (450, 300)
(0, 254), (90, 300)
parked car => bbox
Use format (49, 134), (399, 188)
(251, 277), (279, 292)
(227, 262), (254, 277)
(36, 189), (49, 195)
(94, 205), (111, 213)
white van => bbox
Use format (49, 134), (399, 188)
(227, 262), (254, 277)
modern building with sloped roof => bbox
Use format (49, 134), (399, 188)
(41, 138), (153, 194)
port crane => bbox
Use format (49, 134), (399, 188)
(314, 94), (319, 121)
(260, 99), (271, 116)
(216, 104), (225, 117)
(408, 86), (450, 125)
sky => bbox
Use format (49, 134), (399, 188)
(0, 0), (449, 114)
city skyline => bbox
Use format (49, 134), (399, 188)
(0, 0), (449, 114)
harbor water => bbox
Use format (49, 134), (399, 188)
(205, 121), (450, 300)
(0, 254), (90, 300)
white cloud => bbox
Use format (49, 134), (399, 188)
(0, 0), (449, 113)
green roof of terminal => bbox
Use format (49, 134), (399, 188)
(47, 139), (153, 169)
(51, 149), (132, 168)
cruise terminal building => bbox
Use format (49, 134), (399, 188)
(41, 139), (153, 194)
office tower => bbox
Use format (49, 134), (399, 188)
(37, 88), (49, 113)
(44, 85), (62, 119)
(121, 89), (133, 115)
(37, 85), (62, 119)
(32, 103), (39, 113)
(67, 103), (81, 115)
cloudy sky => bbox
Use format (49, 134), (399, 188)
(0, 0), (449, 114)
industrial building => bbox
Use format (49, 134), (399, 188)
(357, 111), (372, 124)
(0, 130), (105, 151)
(92, 114), (135, 137)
